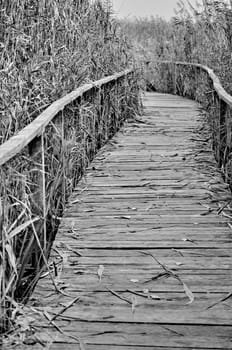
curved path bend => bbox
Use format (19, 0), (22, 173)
(23, 93), (232, 350)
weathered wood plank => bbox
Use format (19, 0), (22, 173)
(28, 292), (232, 325)
(36, 266), (232, 292)
(60, 256), (232, 270)
(21, 323), (232, 349)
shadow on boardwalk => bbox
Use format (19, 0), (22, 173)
(14, 93), (232, 349)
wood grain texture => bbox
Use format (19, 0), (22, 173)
(19, 93), (232, 350)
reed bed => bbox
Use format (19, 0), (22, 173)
(0, 0), (133, 142)
(120, 1), (232, 94)
(0, 0), (140, 334)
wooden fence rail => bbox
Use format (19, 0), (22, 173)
(145, 60), (232, 187)
(0, 68), (139, 331)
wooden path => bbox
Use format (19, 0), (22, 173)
(24, 93), (232, 349)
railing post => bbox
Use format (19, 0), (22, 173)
(173, 63), (177, 95)
(224, 107), (232, 184)
(28, 135), (46, 253)
(28, 136), (43, 211)
(0, 197), (6, 333)
(219, 99), (227, 166)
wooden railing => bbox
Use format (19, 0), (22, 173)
(0, 68), (139, 328)
(145, 60), (232, 186)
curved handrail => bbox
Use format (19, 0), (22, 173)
(0, 68), (134, 166)
(153, 60), (232, 106)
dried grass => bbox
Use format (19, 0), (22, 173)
(0, 0), (133, 143)
(120, 1), (232, 94)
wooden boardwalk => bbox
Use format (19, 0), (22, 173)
(25, 92), (232, 349)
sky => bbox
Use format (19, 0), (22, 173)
(111, 0), (189, 19)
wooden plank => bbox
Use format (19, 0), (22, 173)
(64, 256), (232, 269)
(57, 241), (232, 249)
(63, 216), (228, 225)
(28, 292), (232, 325)
(22, 323), (232, 349)
(37, 274), (232, 292)
(31, 346), (231, 350)
(59, 228), (232, 240)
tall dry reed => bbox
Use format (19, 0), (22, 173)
(0, 0), (133, 142)
(120, 0), (232, 94)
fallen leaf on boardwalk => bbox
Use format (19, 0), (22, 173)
(23, 337), (37, 346)
(172, 248), (184, 257)
(140, 250), (194, 305)
(62, 251), (69, 265)
(182, 238), (195, 243)
(146, 204), (154, 211)
(15, 315), (35, 332)
(119, 215), (131, 220)
(141, 181), (151, 187)
(58, 283), (70, 290)
(107, 288), (131, 304)
(59, 242), (82, 257)
(143, 289), (149, 294)
(222, 211), (232, 219)
(52, 297), (80, 322)
(131, 295), (137, 314)
(183, 282), (194, 304)
(97, 265), (104, 282)
(200, 209), (214, 216)
(43, 310), (52, 321)
(130, 279), (139, 283)
(175, 262), (183, 266)
(217, 200), (231, 214)
(71, 198), (81, 204)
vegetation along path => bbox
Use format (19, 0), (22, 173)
(23, 92), (232, 349)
